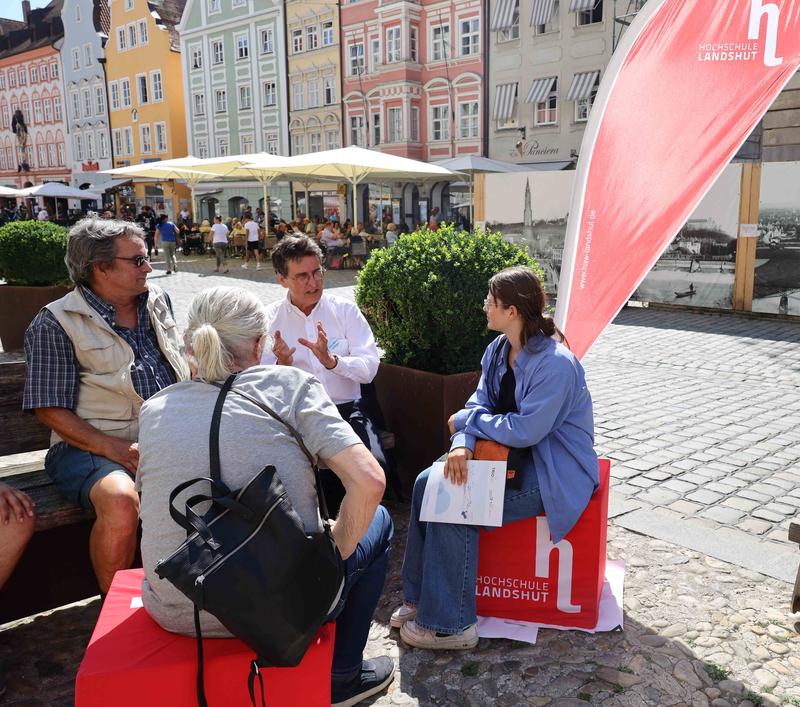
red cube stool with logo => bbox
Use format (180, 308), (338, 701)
(475, 441), (610, 629)
(76, 568), (335, 707)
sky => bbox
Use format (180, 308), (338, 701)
(2, 0), (52, 22)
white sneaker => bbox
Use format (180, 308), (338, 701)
(241, 263), (248, 269)
(399, 620), (478, 650)
(390, 604), (417, 628)
(256, 263), (262, 270)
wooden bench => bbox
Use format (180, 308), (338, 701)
(790, 521), (800, 614)
(0, 359), (98, 624)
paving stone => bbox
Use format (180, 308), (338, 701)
(669, 500), (703, 516)
(628, 477), (658, 489)
(686, 489), (724, 505)
(636, 488), (681, 506)
(738, 518), (771, 535)
(751, 508), (785, 523)
(762, 502), (795, 516)
(663, 479), (698, 494)
(722, 497), (760, 513)
(611, 465), (643, 480)
(699, 507), (744, 524)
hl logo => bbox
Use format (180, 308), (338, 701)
(748, 0), (784, 67)
(534, 517), (581, 614)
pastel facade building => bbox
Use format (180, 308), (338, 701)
(0, 1), (70, 194)
(178, 0), (291, 220)
(105, 0), (189, 217)
(60, 0), (113, 192)
(340, 0), (484, 225)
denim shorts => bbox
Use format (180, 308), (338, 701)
(45, 442), (131, 510)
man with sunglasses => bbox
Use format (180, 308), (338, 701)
(23, 218), (190, 595)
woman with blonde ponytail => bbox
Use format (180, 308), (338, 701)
(393, 266), (599, 651)
(136, 286), (397, 706)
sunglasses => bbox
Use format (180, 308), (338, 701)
(115, 255), (148, 268)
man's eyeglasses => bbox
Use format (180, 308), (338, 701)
(115, 255), (148, 268)
(290, 267), (326, 285)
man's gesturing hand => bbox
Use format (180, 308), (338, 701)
(0, 482), (34, 524)
(298, 321), (337, 370)
(272, 329), (296, 366)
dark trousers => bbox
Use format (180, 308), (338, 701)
(145, 233), (156, 257)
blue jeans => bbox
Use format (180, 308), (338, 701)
(401, 465), (545, 634)
(327, 505), (393, 683)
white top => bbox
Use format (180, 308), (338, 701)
(37, 209), (49, 221)
(245, 220), (260, 241)
(210, 222), (229, 243)
(261, 292), (380, 404)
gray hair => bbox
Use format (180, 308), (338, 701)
(185, 286), (270, 383)
(65, 217), (145, 286)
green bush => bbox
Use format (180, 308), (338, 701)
(0, 220), (70, 286)
(355, 224), (541, 374)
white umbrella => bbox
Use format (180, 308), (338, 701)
(18, 183), (102, 201)
(0, 185), (21, 198)
(244, 147), (456, 225)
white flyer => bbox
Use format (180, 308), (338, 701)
(420, 460), (507, 527)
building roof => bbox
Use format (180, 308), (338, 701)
(0, 0), (64, 60)
(147, 0), (187, 52)
(93, 0), (111, 36)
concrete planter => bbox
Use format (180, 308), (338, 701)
(373, 362), (481, 495)
(0, 284), (71, 351)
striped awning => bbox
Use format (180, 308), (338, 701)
(530, 0), (557, 25)
(493, 83), (519, 121)
(525, 77), (557, 104)
(569, 0), (599, 11)
(566, 70), (600, 100)
(491, 0), (518, 30)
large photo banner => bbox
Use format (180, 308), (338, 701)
(555, 0), (800, 359)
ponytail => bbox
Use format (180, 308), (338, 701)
(191, 323), (234, 383)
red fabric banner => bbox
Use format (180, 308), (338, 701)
(555, 0), (800, 359)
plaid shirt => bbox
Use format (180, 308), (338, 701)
(23, 286), (178, 411)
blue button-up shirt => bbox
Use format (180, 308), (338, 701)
(451, 335), (598, 543)
(23, 286), (178, 411)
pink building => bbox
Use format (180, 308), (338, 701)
(0, 3), (70, 196)
(341, 0), (483, 226)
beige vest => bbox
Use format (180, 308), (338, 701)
(45, 285), (190, 446)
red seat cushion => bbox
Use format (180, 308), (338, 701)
(76, 569), (334, 707)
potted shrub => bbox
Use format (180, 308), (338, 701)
(356, 224), (540, 491)
(0, 220), (71, 351)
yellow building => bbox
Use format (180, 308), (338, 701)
(106, 0), (188, 217)
(285, 0), (344, 220)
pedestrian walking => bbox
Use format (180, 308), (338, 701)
(241, 213), (262, 270)
(156, 214), (179, 274)
(136, 206), (158, 259)
(210, 215), (230, 273)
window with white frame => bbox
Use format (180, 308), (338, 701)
(265, 134), (278, 154)
(151, 71), (163, 102)
(37, 144), (46, 168)
(215, 89), (227, 113)
(0, 74), (5, 90)
(535, 0), (560, 33)
(349, 116), (365, 147)
(22, 101), (30, 122)
(56, 142), (64, 165)
(191, 46), (203, 69)
(84, 43), (93, 66)
(42, 65), (49, 80)
(291, 133), (304, 155)
(239, 85), (252, 110)
(323, 77), (335, 105)
(47, 143), (56, 166)
(459, 101), (479, 137)
(155, 122), (167, 152)
(31, 66), (38, 82)
(326, 129), (339, 149)
(193, 92), (205, 116)
(498, 0), (520, 40)
(128, 24), (138, 48)
(43, 98), (52, 122)
(431, 104), (449, 141)
(99, 131), (108, 158)
(195, 138), (209, 159)
(372, 113), (381, 145)
(236, 33), (249, 60)
(575, 75), (599, 121)
(240, 133), (254, 154)
(460, 18), (479, 55)
(388, 107), (402, 142)
(208, 0), (221, 13)
(260, 28), (274, 54)
(8, 71), (15, 88)
(140, 124), (152, 153)
(577, 0), (602, 25)
(292, 83), (304, 110)
(370, 38), (380, 72)
(121, 78), (131, 108)
(535, 79), (558, 125)
(139, 19), (148, 44)
(124, 0), (133, 9)
(70, 91), (80, 119)
(86, 132), (96, 159)
(117, 27), (126, 51)
(309, 132), (320, 152)
(82, 88), (92, 117)
(33, 100), (42, 124)
(233, 0), (246, 6)
(308, 80), (320, 107)
(217, 135), (229, 156)
(411, 106), (419, 141)
(349, 43), (364, 75)
(112, 129), (122, 156)
(95, 86), (105, 115)
(431, 24), (450, 61)
(1, 104), (8, 129)
(410, 27), (418, 61)
(386, 27), (401, 63)
(292, 29), (303, 54)
(136, 74), (149, 104)
(263, 81), (276, 106)
(18, 68), (26, 86)
(123, 126), (133, 155)
(110, 81), (120, 110)
(0, 149), (6, 170)
(322, 21), (334, 46)
(53, 95), (62, 120)
(306, 25), (318, 51)
(212, 39), (224, 65)
(72, 48), (80, 70)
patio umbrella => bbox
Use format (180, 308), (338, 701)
(0, 186), (21, 198)
(18, 183), (102, 201)
(432, 156), (529, 225)
(244, 146), (456, 227)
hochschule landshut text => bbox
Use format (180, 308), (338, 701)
(476, 575), (550, 603)
(697, 42), (759, 61)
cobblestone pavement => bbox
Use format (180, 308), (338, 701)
(1, 253), (798, 705)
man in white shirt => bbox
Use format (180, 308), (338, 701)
(210, 215), (230, 273)
(37, 207), (49, 221)
(241, 213), (262, 270)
